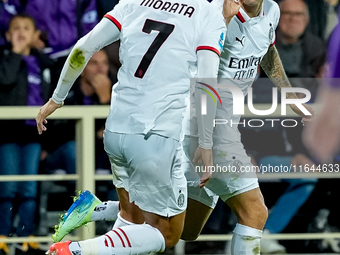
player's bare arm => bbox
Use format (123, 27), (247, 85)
(260, 45), (293, 96)
(260, 45), (314, 120)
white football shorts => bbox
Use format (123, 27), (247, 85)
(104, 130), (187, 217)
(182, 135), (259, 209)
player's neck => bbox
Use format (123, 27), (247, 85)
(242, 1), (263, 18)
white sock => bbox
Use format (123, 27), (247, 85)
(231, 223), (262, 255)
(113, 212), (135, 228)
(68, 242), (82, 254)
(91, 201), (120, 221)
(73, 224), (165, 255)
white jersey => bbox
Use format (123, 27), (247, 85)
(218, 0), (279, 85)
(212, 0), (280, 146)
(105, 0), (225, 140)
(183, 1), (279, 205)
(184, 0), (279, 137)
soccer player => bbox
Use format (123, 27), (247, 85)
(303, 10), (340, 163)
(35, 0), (228, 254)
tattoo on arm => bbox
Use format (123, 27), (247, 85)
(260, 45), (296, 99)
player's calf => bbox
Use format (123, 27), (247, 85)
(181, 198), (214, 241)
(144, 210), (186, 248)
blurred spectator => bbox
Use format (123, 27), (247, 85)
(73, 49), (112, 105)
(43, 49), (113, 175)
(302, 5), (340, 251)
(304, 0), (339, 40)
(0, 0), (24, 46)
(303, 3), (340, 164)
(276, 0), (326, 79)
(0, 14), (53, 255)
(24, 0), (99, 85)
(304, 0), (330, 39)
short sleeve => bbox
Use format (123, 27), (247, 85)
(104, 0), (128, 31)
(196, 8), (226, 56)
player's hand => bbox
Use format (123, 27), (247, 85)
(90, 74), (111, 104)
(36, 99), (62, 135)
(223, 0), (243, 25)
(193, 147), (213, 188)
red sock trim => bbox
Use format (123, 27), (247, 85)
(112, 230), (125, 247)
(118, 228), (131, 247)
(105, 234), (114, 247)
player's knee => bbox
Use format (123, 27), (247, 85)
(236, 200), (268, 229)
(249, 199), (267, 219)
(249, 202), (268, 228)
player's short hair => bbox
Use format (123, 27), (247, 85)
(8, 14), (38, 30)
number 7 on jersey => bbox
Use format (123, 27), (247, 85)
(134, 19), (175, 79)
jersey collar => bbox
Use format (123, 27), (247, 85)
(237, 2), (265, 23)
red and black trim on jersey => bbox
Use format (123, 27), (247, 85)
(197, 46), (220, 56)
(104, 14), (122, 31)
(236, 12), (246, 23)
(270, 37), (276, 47)
(236, 3), (265, 23)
